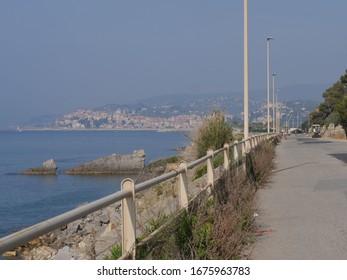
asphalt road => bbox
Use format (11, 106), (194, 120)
(251, 135), (347, 259)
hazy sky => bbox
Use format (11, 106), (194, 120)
(1, 0), (347, 128)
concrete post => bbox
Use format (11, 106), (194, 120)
(254, 135), (259, 147)
(223, 144), (230, 170)
(178, 161), (189, 210)
(246, 139), (251, 153)
(241, 141), (247, 172)
(121, 178), (136, 259)
(241, 140), (246, 157)
(207, 149), (214, 188)
(233, 141), (239, 165)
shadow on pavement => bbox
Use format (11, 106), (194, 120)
(273, 162), (317, 174)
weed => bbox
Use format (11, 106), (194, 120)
(145, 214), (169, 235)
(154, 184), (164, 197)
(103, 244), (122, 260)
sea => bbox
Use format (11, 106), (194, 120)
(0, 130), (187, 239)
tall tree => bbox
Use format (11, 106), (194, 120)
(309, 69), (347, 130)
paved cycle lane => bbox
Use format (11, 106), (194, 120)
(251, 135), (347, 259)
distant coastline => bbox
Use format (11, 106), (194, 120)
(6, 90), (321, 132)
(5, 127), (193, 133)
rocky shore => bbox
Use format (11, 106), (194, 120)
(6, 203), (123, 260)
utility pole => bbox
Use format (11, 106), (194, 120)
(272, 73), (277, 132)
(266, 37), (274, 133)
(244, 0), (249, 139)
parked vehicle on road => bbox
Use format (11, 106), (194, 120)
(311, 124), (321, 138)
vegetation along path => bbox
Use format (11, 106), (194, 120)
(252, 135), (347, 259)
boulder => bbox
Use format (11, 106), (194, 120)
(52, 246), (74, 260)
(64, 150), (145, 174)
(21, 159), (58, 175)
(28, 246), (57, 260)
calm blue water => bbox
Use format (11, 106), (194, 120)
(0, 130), (187, 238)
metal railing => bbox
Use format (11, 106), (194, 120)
(0, 133), (276, 258)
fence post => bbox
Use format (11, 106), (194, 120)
(241, 140), (247, 172)
(207, 149), (214, 188)
(223, 144), (230, 170)
(233, 141), (239, 165)
(254, 135), (258, 148)
(121, 178), (136, 259)
(247, 138), (252, 152)
(178, 161), (189, 210)
(241, 140), (246, 157)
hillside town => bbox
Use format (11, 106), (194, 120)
(52, 109), (205, 130)
(18, 93), (318, 131)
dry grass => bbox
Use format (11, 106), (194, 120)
(210, 169), (257, 259)
(246, 140), (276, 187)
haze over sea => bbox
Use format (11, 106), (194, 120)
(0, 130), (186, 238)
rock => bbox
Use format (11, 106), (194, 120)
(21, 159), (58, 175)
(68, 220), (85, 234)
(99, 214), (110, 226)
(2, 251), (17, 258)
(28, 246), (56, 260)
(42, 159), (58, 169)
(335, 125), (346, 139)
(78, 241), (88, 251)
(52, 246), (74, 260)
(29, 238), (41, 246)
(64, 150), (145, 174)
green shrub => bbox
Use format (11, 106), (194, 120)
(194, 111), (233, 158)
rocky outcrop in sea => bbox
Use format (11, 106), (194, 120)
(20, 150), (145, 175)
(21, 159), (58, 175)
(64, 150), (145, 174)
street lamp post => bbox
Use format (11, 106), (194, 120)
(266, 37), (274, 133)
(276, 89), (280, 133)
(244, 0), (249, 139)
(272, 73), (277, 132)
